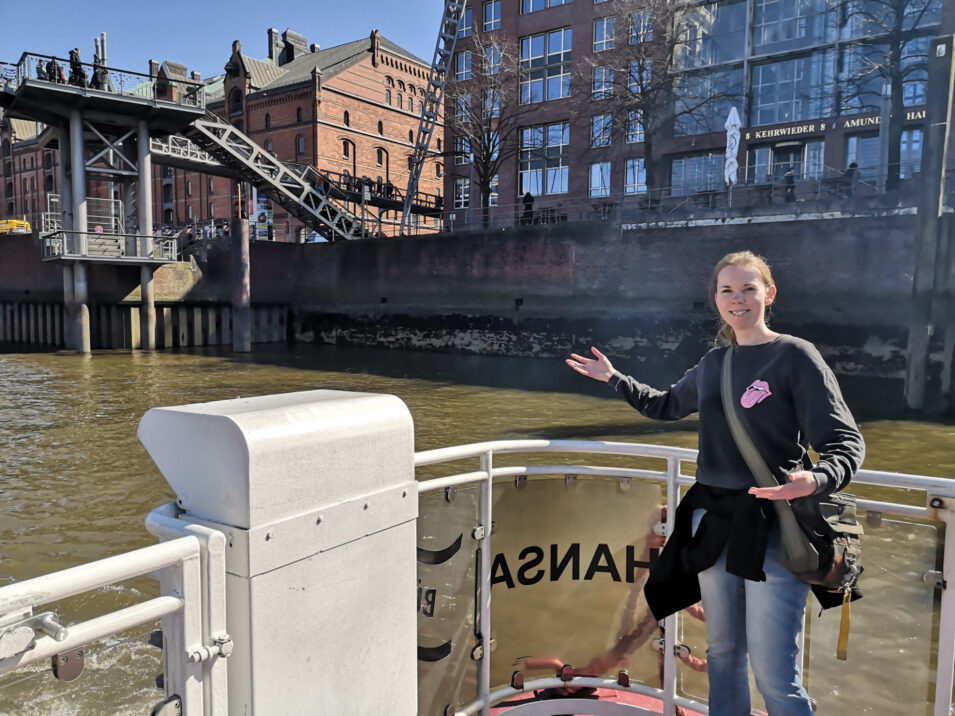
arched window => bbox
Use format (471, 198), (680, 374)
(344, 111), (350, 126)
(296, 107), (303, 123)
(407, 96), (414, 111)
(376, 148), (384, 166)
(398, 80), (405, 91)
(407, 156), (413, 171)
(378, 120), (384, 135)
(437, 138), (442, 151)
(397, 93), (403, 109)
(419, 101), (424, 114)
(385, 76), (395, 87)
(385, 89), (392, 105)
(436, 163), (443, 178)
(409, 85), (416, 96)
(408, 130), (414, 143)
(264, 113), (271, 129)
(297, 135), (305, 154)
(209, 177), (215, 192)
(342, 140), (350, 159)
(229, 88), (242, 114)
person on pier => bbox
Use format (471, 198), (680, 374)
(566, 251), (865, 715)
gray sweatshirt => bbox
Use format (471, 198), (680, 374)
(609, 334), (865, 495)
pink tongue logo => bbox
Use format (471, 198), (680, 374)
(741, 380), (772, 409)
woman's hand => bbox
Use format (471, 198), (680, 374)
(748, 470), (817, 501)
(565, 347), (616, 383)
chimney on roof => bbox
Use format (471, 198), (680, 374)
(149, 59), (159, 78)
(310, 43), (320, 53)
(281, 29), (308, 65)
(191, 71), (201, 82)
(267, 28), (281, 63)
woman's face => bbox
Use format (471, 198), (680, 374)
(714, 263), (776, 334)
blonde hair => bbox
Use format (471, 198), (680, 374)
(709, 251), (775, 346)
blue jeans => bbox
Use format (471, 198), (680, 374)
(694, 511), (813, 716)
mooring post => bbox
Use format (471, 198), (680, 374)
(138, 390), (419, 715)
(231, 214), (251, 353)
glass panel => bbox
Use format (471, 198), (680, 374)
(752, 0), (838, 54)
(417, 487), (480, 714)
(805, 519), (939, 713)
(488, 476), (667, 689)
(676, 0), (747, 69)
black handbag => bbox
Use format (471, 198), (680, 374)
(721, 345), (862, 657)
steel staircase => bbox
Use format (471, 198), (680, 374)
(399, 0), (465, 234)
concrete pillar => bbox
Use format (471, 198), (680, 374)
(130, 306), (141, 349)
(206, 306), (217, 345)
(141, 266), (156, 350)
(162, 307), (173, 349)
(43, 305), (52, 345)
(73, 263), (91, 353)
(177, 306), (188, 347)
(57, 126), (74, 235)
(62, 264), (75, 350)
(69, 111), (87, 254)
(28, 304), (37, 344)
(138, 121), (155, 253)
(231, 218), (251, 352)
(220, 306), (231, 346)
(53, 305), (62, 347)
(192, 306), (203, 347)
(99, 305), (109, 349)
(137, 391), (418, 716)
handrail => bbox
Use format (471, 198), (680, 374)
(415, 439), (955, 716)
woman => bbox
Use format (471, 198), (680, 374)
(566, 251), (864, 715)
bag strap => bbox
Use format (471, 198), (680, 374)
(720, 345), (820, 574)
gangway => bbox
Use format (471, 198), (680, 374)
(400, 0), (466, 234)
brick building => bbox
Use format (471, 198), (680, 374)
(444, 0), (952, 227)
(159, 28), (444, 240)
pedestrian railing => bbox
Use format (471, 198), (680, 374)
(40, 230), (177, 262)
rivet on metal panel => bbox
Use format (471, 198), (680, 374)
(315, 516), (322, 525)
(565, 474), (578, 488)
(363, 502), (370, 510)
(227, 533), (235, 547)
(866, 510), (882, 528)
(150, 695), (183, 716)
(515, 475), (527, 489)
(402, 489), (408, 498)
(619, 477), (632, 492)
(52, 647), (84, 682)
(930, 497), (945, 509)
(445, 487), (456, 502)
(265, 531), (273, 541)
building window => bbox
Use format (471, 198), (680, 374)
(377, 148), (385, 166)
(751, 51), (834, 126)
(208, 178), (215, 192)
(626, 111), (644, 143)
(296, 107), (303, 123)
(187, 205), (193, 220)
(266, 140), (273, 153)
(229, 88), (242, 114)
(455, 51), (472, 80)
(342, 140), (351, 159)
(629, 59), (652, 92)
(840, 37), (929, 115)
(186, 180), (193, 197)
(752, 0), (836, 55)
(520, 28), (572, 104)
(44, 175), (54, 192)
(489, 173), (499, 206)
(625, 158), (647, 194)
(484, 45), (501, 75)
(398, 92), (404, 109)
(630, 9), (653, 43)
(297, 135), (305, 153)
(483, 89), (501, 117)
(378, 120), (384, 135)
(454, 94), (471, 121)
(454, 177), (470, 208)
(407, 95), (414, 111)
(590, 162), (611, 197)
(593, 68), (614, 99)
(594, 18), (615, 51)
(398, 80), (406, 91)
(454, 136), (471, 164)
(409, 130), (414, 142)
(344, 111), (350, 126)
(408, 156), (413, 171)
(458, 6), (473, 37)
(436, 163), (444, 178)
(521, 0), (571, 12)
(676, 0), (746, 70)
(419, 100), (425, 114)
(264, 113), (271, 129)
(673, 68), (744, 136)
(386, 89), (392, 105)
(484, 0), (501, 30)
(670, 151), (724, 196)
(591, 114), (613, 146)
(519, 121), (570, 195)
(437, 138), (442, 151)
(209, 203), (215, 218)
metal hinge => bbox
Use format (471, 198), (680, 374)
(923, 571), (947, 590)
(187, 633), (234, 663)
(0, 609), (68, 660)
(472, 525), (486, 540)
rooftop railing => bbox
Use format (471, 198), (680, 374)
(10, 53), (205, 108)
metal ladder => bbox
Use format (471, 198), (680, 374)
(179, 111), (364, 242)
(399, 0), (466, 235)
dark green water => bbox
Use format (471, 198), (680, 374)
(0, 344), (952, 714)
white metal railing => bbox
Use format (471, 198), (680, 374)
(40, 230), (178, 261)
(414, 439), (955, 716)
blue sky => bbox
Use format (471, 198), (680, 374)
(1, 1), (444, 79)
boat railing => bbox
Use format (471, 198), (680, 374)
(414, 439), (955, 716)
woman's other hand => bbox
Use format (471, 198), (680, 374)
(748, 471), (817, 501)
(565, 347), (615, 383)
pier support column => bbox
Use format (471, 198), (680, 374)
(69, 110), (87, 253)
(138, 391), (418, 716)
(231, 218), (251, 352)
(73, 263), (91, 354)
(138, 120), (157, 351)
(62, 264), (75, 350)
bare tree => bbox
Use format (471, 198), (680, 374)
(579, 0), (745, 199)
(444, 32), (536, 226)
(837, 0), (941, 191)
